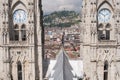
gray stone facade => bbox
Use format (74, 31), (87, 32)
(80, 0), (120, 80)
(0, 0), (43, 80)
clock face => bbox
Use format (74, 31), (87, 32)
(98, 9), (111, 22)
(13, 10), (27, 23)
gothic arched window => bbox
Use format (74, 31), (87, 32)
(98, 23), (111, 40)
(98, 24), (105, 40)
(98, 24), (103, 28)
(13, 24), (27, 41)
(104, 61), (108, 80)
(21, 24), (26, 41)
(17, 61), (22, 80)
(14, 24), (19, 41)
(105, 24), (111, 40)
(106, 24), (111, 28)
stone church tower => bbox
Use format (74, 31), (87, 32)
(0, 0), (43, 80)
(80, 0), (120, 80)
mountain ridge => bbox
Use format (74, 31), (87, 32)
(43, 10), (80, 27)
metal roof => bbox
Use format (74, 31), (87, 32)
(51, 47), (75, 80)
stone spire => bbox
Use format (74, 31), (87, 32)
(51, 47), (74, 80)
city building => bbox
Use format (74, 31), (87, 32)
(80, 0), (120, 80)
(0, 0), (44, 80)
(44, 26), (80, 59)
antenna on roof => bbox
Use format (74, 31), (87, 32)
(64, 8), (65, 11)
(61, 31), (65, 47)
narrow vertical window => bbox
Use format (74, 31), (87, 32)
(104, 61), (108, 80)
(106, 30), (110, 40)
(98, 24), (105, 40)
(14, 24), (19, 41)
(106, 24), (110, 40)
(98, 30), (104, 40)
(17, 61), (22, 80)
(21, 24), (26, 41)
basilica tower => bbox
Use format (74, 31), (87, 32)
(81, 0), (120, 80)
(0, 0), (43, 80)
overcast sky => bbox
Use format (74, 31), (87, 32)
(42, 0), (82, 14)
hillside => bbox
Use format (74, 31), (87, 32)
(43, 11), (80, 27)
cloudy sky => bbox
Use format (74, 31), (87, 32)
(42, 0), (82, 14)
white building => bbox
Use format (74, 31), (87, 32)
(80, 0), (120, 80)
(0, 0), (43, 80)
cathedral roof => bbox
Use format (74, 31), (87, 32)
(51, 47), (75, 80)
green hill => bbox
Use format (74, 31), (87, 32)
(43, 11), (80, 27)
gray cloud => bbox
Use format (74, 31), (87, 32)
(42, 0), (82, 14)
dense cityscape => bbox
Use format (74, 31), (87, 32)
(0, 0), (120, 80)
